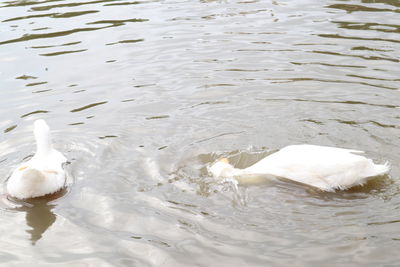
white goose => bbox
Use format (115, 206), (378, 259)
(209, 144), (389, 191)
(7, 119), (67, 199)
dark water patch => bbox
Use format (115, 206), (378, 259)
(87, 18), (148, 26)
(21, 110), (49, 118)
(145, 115), (169, 120)
(98, 135), (118, 139)
(53, 10), (100, 19)
(332, 21), (400, 33)
(361, 0), (400, 8)
(192, 131), (246, 145)
(40, 49), (87, 56)
(334, 120), (399, 129)
(317, 33), (400, 44)
(256, 98), (399, 109)
(31, 41), (82, 49)
(301, 119), (324, 125)
(291, 61), (366, 68)
(0, 27), (106, 46)
(26, 82), (48, 87)
(2, 10), (99, 22)
(32, 27), (51, 31)
(369, 121), (399, 129)
(351, 46), (394, 52)
(29, 0), (121, 11)
(106, 39), (144, 46)
(200, 84), (236, 88)
(104, 1), (146, 6)
(147, 239), (171, 248)
(32, 89), (52, 94)
(347, 74), (400, 82)
(358, 82), (397, 90)
(1, 0), (63, 8)
(189, 101), (230, 109)
(121, 99), (135, 102)
(265, 77), (398, 90)
(311, 50), (399, 63)
(0, 19), (146, 46)
(368, 219), (400, 226)
(237, 49), (296, 52)
(336, 119), (359, 126)
(16, 75), (37, 80)
(133, 84), (156, 88)
(167, 200), (197, 208)
(327, 4), (397, 13)
(222, 68), (270, 72)
(70, 101), (108, 112)
(3, 13), (52, 23)
(293, 42), (337, 46)
(4, 125), (17, 133)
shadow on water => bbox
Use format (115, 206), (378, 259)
(22, 199), (56, 245)
(3, 190), (66, 245)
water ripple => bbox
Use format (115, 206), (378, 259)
(318, 33), (400, 44)
(70, 101), (108, 113)
(0, 18), (147, 46)
(2, 10), (99, 22)
(0, 0), (399, 265)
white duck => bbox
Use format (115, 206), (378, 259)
(7, 119), (67, 199)
(209, 144), (389, 191)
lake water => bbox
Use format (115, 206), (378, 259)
(0, 0), (399, 266)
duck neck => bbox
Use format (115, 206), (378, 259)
(35, 131), (52, 156)
(224, 166), (245, 178)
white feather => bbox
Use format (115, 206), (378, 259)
(7, 119), (67, 199)
(209, 144), (389, 191)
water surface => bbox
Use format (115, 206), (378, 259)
(0, 0), (399, 266)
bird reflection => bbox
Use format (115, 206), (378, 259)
(24, 200), (56, 245)
(8, 190), (65, 245)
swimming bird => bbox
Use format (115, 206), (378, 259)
(209, 144), (389, 191)
(7, 119), (67, 199)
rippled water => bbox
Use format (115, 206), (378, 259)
(0, 0), (399, 266)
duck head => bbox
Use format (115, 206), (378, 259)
(209, 158), (237, 178)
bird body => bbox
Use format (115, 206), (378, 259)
(209, 144), (389, 191)
(7, 120), (67, 199)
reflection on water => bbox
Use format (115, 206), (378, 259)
(0, 0), (399, 265)
(19, 199), (56, 245)
(3, 191), (67, 245)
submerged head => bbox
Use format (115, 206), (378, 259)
(33, 119), (52, 152)
(209, 158), (236, 178)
